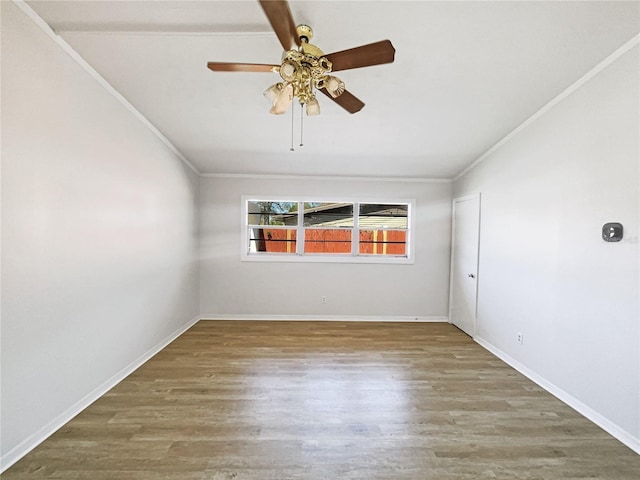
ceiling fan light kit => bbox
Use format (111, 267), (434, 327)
(207, 0), (396, 145)
(268, 82), (294, 115)
(263, 37), (335, 115)
(263, 82), (284, 103)
(323, 76), (345, 99)
(305, 97), (320, 116)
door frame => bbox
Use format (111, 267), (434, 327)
(448, 193), (481, 336)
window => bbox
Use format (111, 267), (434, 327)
(304, 203), (353, 254)
(358, 203), (408, 256)
(243, 198), (414, 263)
(247, 201), (297, 254)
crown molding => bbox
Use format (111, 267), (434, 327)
(453, 34), (640, 182)
(200, 172), (453, 183)
(57, 29), (275, 37)
(11, 0), (200, 176)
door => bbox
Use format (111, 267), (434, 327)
(449, 194), (481, 336)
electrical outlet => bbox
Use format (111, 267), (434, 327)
(516, 332), (523, 345)
(321, 296), (327, 304)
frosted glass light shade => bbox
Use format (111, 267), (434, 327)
(280, 60), (297, 82)
(263, 83), (283, 104)
(270, 83), (294, 114)
(325, 76), (345, 98)
(306, 97), (320, 116)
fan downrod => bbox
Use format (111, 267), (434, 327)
(296, 24), (313, 43)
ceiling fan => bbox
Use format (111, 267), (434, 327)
(207, 0), (396, 116)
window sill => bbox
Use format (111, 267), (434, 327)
(241, 253), (415, 265)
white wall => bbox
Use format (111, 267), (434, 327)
(454, 45), (639, 448)
(1, 1), (200, 466)
(3, 0), (636, 466)
(200, 176), (452, 319)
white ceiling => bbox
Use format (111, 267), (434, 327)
(27, 1), (640, 178)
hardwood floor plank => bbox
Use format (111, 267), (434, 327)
(3, 321), (638, 479)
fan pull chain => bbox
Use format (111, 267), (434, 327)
(300, 103), (304, 147)
(290, 102), (295, 152)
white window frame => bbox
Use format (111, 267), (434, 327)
(241, 196), (416, 264)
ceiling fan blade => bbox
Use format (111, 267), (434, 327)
(207, 62), (278, 73)
(259, 0), (299, 51)
(319, 88), (365, 114)
(325, 40), (396, 72)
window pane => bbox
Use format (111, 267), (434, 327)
(247, 201), (297, 226)
(304, 229), (352, 254)
(249, 228), (297, 253)
(359, 230), (407, 255)
(359, 203), (408, 229)
(303, 203), (354, 227)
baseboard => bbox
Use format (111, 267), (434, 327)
(199, 314), (449, 322)
(474, 335), (640, 455)
(0, 314), (201, 473)
(13, 318), (635, 471)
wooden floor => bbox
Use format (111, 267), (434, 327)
(3, 321), (639, 479)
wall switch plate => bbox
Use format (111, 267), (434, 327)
(602, 223), (623, 242)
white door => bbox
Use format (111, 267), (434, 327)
(449, 194), (481, 336)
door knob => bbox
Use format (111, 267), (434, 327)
(468, 273), (475, 278)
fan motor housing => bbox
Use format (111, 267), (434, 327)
(301, 43), (324, 58)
